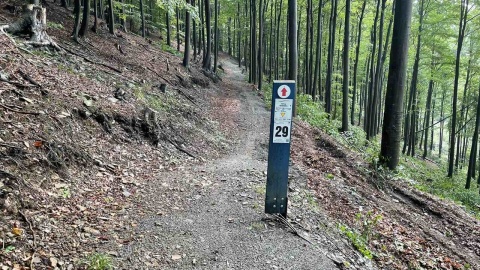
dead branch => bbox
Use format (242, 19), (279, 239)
(58, 43), (122, 73)
(165, 138), (198, 159)
(0, 142), (21, 149)
(18, 70), (41, 87)
(18, 210), (36, 248)
(0, 76), (35, 89)
(175, 88), (197, 105)
(0, 103), (40, 116)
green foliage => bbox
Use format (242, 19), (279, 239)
(338, 224), (373, 260)
(2, 245), (15, 253)
(161, 43), (182, 56)
(398, 156), (480, 218)
(47, 22), (64, 30)
(338, 210), (382, 260)
(60, 187), (71, 199)
(81, 253), (113, 270)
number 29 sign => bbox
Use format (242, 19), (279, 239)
(265, 80), (295, 217)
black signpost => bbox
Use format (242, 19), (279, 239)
(265, 80), (296, 217)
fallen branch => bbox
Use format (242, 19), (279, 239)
(0, 142), (21, 149)
(19, 210), (36, 248)
(0, 103), (40, 115)
(166, 138), (198, 159)
(175, 88), (197, 105)
(272, 213), (314, 245)
(58, 43), (122, 73)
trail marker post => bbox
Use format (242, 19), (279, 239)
(265, 80), (296, 217)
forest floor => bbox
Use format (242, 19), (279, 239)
(1, 1), (480, 269)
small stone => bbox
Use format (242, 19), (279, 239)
(192, 258), (197, 265)
(50, 257), (58, 267)
(83, 227), (101, 235)
(172, 255), (182, 261)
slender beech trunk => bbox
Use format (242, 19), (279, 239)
(73, 0), (81, 41)
(183, 0), (192, 67)
(79, 0), (90, 37)
(166, 12), (172, 46)
(203, 0), (212, 70)
(325, 0), (338, 116)
(423, 52), (435, 159)
(448, 0), (469, 177)
(380, 0), (413, 170)
(140, 0), (146, 37)
(288, 0), (297, 115)
(466, 84), (480, 188)
(193, 0), (197, 60)
(312, 1), (324, 101)
(214, 0), (219, 72)
(341, 0), (350, 132)
(351, 0), (366, 125)
(107, 0), (114, 34)
(258, 0), (264, 90)
(176, 6), (181, 51)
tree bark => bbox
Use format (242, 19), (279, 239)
(203, 0), (212, 70)
(379, 0), (413, 170)
(79, 0), (90, 37)
(140, 0), (146, 37)
(341, 0), (350, 132)
(107, 0), (114, 34)
(183, 0), (192, 67)
(325, 0), (338, 116)
(351, 0), (366, 126)
(448, 0), (468, 177)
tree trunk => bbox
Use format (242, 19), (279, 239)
(193, 0), (197, 60)
(351, 0), (366, 125)
(166, 12), (172, 46)
(341, 0), (350, 132)
(448, 0), (468, 177)
(183, 0), (192, 68)
(379, 0), (413, 170)
(325, 0), (338, 116)
(79, 0), (90, 37)
(140, 0), (146, 37)
(423, 54), (434, 159)
(92, 0), (98, 33)
(312, 1), (323, 101)
(214, 0), (219, 72)
(203, 0), (212, 70)
(466, 84), (480, 188)
(366, 0), (380, 139)
(258, 0), (264, 90)
(107, 0), (114, 34)
(73, 0), (82, 40)
(176, 6), (181, 51)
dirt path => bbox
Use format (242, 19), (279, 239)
(105, 56), (364, 269)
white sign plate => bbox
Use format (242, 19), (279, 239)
(273, 99), (293, 143)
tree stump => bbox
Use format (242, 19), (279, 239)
(0, 4), (60, 50)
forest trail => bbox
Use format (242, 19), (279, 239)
(108, 56), (354, 269)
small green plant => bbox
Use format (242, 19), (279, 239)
(161, 44), (182, 56)
(355, 210), (382, 243)
(339, 224), (373, 259)
(2, 245), (15, 253)
(81, 253), (113, 270)
(60, 187), (71, 199)
(254, 185), (266, 195)
(248, 221), (265, 231)
(47, 22), (64, 30)
(338, 210), (382, 260)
